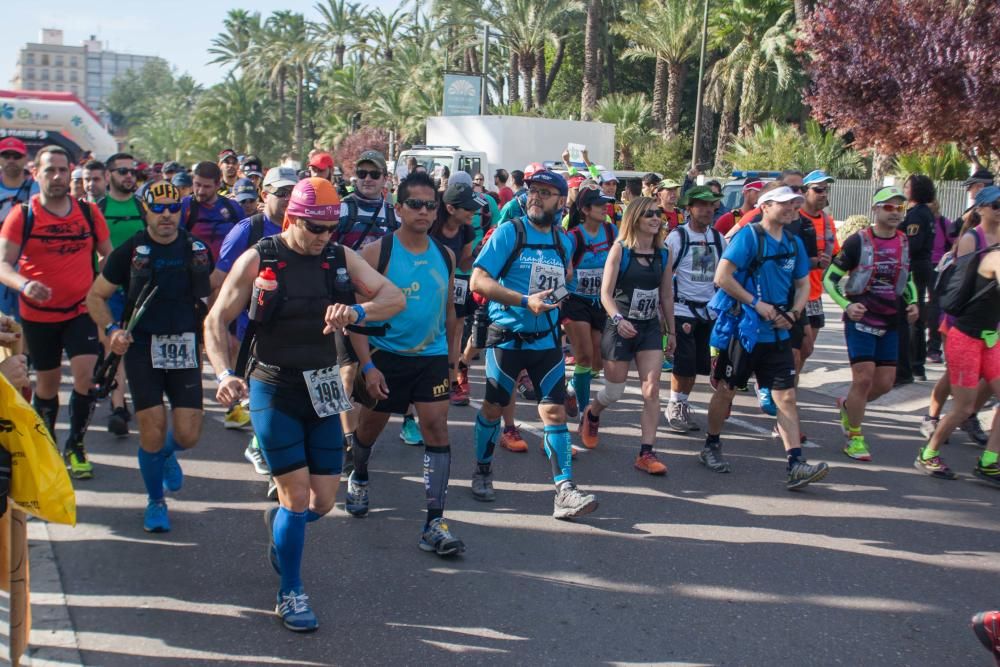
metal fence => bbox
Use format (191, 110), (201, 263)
(825, 179), (969, 223)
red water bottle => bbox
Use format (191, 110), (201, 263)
(249, 267), (278, 322)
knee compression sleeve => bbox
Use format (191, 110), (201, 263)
(474, 413), (501, 465)
(543, 424), (572, 485)
(597, 381), (626, 407)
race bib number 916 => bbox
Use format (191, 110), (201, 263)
(575, 268), (602, 297)
(303, 366), (353, 418)
(151, 333), (198, 369)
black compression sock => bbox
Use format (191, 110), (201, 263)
(32, 395), (59, 440)
(706, 433), (721, 446)
(423, 445), (451, 521)
(640, 444), (653, 455)
(352, 436), (374, 482)
(587, 409), (600, 422)
(787, 447), (803, 469)
(68, 391), (96, 444)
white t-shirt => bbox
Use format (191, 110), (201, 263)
(666, 225), (726, 319)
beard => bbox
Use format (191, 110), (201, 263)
(528, 208), (558, 227)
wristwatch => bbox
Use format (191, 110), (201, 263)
(104, 322), (121, 336)
(611, 313), (624, 326)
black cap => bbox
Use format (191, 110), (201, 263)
(963, 168), (995, 189)
(443, 183), (487, 210)
(577, 187), (615, 209)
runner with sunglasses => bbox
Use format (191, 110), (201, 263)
(579, 197), (675, 474)
(205, 177), (404, 632)
(913, 186), (1000, 485)
(214, 167), (300, 495)
(86, 182), (213, 532)
(824, 186), (918, 461)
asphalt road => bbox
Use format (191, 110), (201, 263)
(18, 307), (1000, 666)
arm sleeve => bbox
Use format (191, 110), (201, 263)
(904, 276), (917, 305)
(587, 164), (601, 180)
(822, 263), (850, 309)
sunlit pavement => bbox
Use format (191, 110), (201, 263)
(23, 304), (999, 666)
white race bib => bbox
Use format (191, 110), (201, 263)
(576, 268), (603, 297)
(528, 262), (564, 295)
(628, 288), (659, 320)
(806, 298), (824, 317)
(454, 278), (469, 305)
(303, 366), (353, 418)
(150, 333), (198, 370)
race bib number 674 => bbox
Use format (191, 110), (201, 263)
(303, 366), (353, 418)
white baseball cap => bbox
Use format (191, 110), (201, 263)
(758, 186), (804, 205)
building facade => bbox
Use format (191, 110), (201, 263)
(9, 29), (162, 125)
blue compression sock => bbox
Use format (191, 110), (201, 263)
(162, 432), (178, 457)
(474, 413), (501, 465)
(137, 448), (166, 501)
(306, 510), (322, 523)
(274, 507), (307, 592)
(572, 365), (592, 412)
(542, 424), (572, 485)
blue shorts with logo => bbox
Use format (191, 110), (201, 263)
(844, 320), (899, 366)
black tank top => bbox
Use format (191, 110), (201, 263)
(955, 268), (1000, 337)
(433, 222), (472, 260)
(613, 248), (662, 321)
(251, 238), (338, 382)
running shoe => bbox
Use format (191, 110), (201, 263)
(162, 451), (183, 493)
(757, 386), (777, 416)
(400, 414), (423, 446)
(345, 472), (369, 517)
(224, 402), (251, 429)
(275, 589), (318, 632)
(699, 443), (731, 473)
(564, 390), (579, 419)
(500, 425), (528, 453)
(418, 517), (466, 556)
(836, 397), (850, 436)
(143, 499), (170, 533)
(553, 483), (598, 520)
(450, 382), (470, 406)
(919, 416), (939, 440)
(64, 441), (93, 480)
(971, 610), (1000, 666)
(244, 436), (269, 475)
(457, 362), (470, 395)
(786, 460), (829, 490)
(913, 449), (957, 479)
(681, 402), (700, 431)
(471, 467), (495, 501)
(961, 415), (989, 446)
(664, 400), (690, 433)
(973, 460), (1000, 488)
(565, 354), (576, 366)
(927, 351), (943, 364)
(579, 405), (599, 449)
(263, 506), (280, 574)
(634, 451), (667, 475)
(661, 358), (673, 373)
(266, 476), (279, 501)
(516, 371), (536, 401)
(107, 406), (129, 437)
(843, 435), (872, 461)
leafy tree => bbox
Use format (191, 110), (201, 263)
(594, 93), (652, 169)
(894, 144), (971, 182)
(801, 0), (1000, 159)
(104, 59), (177, 131)
(722, 119), (865, 177)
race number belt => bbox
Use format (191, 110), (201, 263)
(806, 299), (824, 317)
(855, 323), (887, 337)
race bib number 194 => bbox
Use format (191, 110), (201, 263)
(151, 333), (198, 369)
(303, 366), (353, 418)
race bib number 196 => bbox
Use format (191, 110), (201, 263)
(528, 262), (564, 295)
(151, 333), (198, 369)
(303, 366), (353, 418)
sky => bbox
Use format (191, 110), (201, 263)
(2, 0), (401, 91)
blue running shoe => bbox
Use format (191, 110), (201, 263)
(143, 499), (170, 533)
(162, 451), (183, 493)
(345, 472), (369, 517)
(275, 589), (318, 632)
(263, 506), (280, 574)
(757, 386), (777, 417)
(400, 415), (423, 446)
(661, 358), (673, 372)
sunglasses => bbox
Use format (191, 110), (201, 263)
(300, 219), (337, 235)
(990, 201), (1000, 211)
(642, 209), (661, 218)
(147, 202), (182, 214)
(268, 186), (293, 199)
(876, 203), (905, 212)
(403, 198), (439, 211)
(112, 167), (137, 176)
(787, 185), (805, 193)
(356, 169), (383, 180)
(221, 158), (238, 165)
(809, 186), (829, 194)
(0, 151), (23, 160)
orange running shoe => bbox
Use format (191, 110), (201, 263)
(500, 425), (528, 453)
(457, 362), (470, 395)
(634, 451), (667, 475)
(579, 405), (599, 449)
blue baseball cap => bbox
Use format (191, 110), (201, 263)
(803, 169), (835, 186)
(171, 172), (192, 188)
(974, 185), (1000, 208)
(233, 178), (259, 202)
(525, 170), (568, 197)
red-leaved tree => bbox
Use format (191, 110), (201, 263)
(800, 0), (1000, 160)
(331, 127), (391, 177)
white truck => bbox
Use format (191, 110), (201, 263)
(395, 115), (616, 182)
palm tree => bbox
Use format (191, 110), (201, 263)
(614, 0), (703, 138)
(594, 93), (652, 169)
(360, 7), (412, 61)
(208, 9), (262, 73)
(580, 0), (602, 119)
(314, 0), (361, 68)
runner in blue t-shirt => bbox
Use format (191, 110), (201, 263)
(702, 186), (831, 490)
(469, 169), (599, 520)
